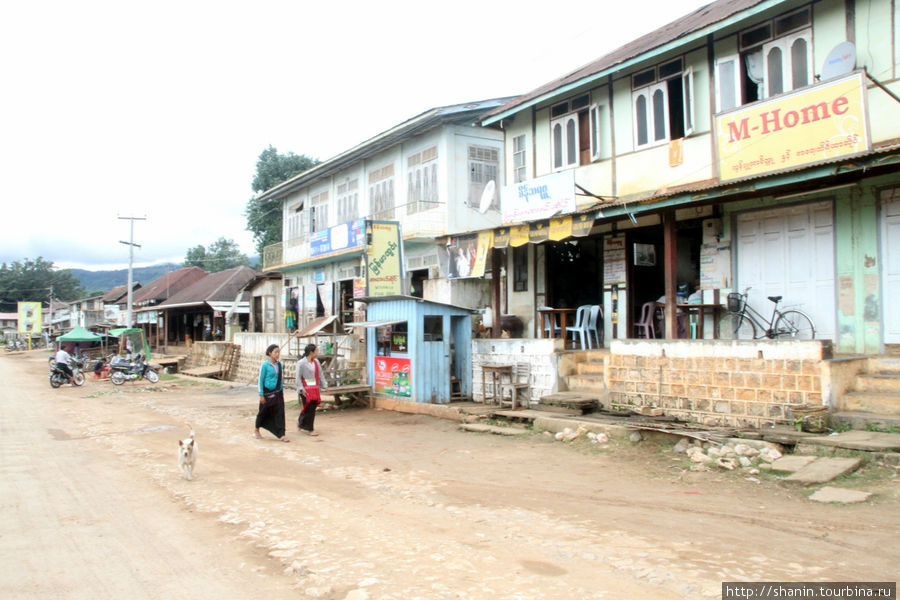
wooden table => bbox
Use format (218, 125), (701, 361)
(682, 303), (726, 339)
(655, 303), (725, 339)
(481, 363), (513, 404)
(536, 308), (577, 347)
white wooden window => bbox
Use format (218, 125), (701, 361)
(551, 114), (578, 170)
(715, 55), (741, 112)
(468, 145), (499, 209)
(336, 179), (358, 224)
(762, 30), (812, 97)
(632, 61), (693, 148)
(309, 190), (329, 233)
(512, 134), (527, 183)
(633, 82), (669, 148)
(407, 146), (438, 214)
(369, 164), (395, 218)
(717, 8), (812, 110)
(286, 200), (307, 242)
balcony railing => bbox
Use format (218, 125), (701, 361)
(262, 242), (283, 270)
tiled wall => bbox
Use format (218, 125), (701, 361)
(471, 338), (562, 404)
(606, 339), (831, 427)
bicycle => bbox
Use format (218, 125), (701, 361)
(716, 287), (816, 340)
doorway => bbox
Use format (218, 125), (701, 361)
(409, 269), (428, 299)
(545, 237), (603, 308)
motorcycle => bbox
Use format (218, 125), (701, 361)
(109, 354), (159, 385)
(49, 360), (86, 388)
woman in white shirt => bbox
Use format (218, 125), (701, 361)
(296, 344), (328, 436)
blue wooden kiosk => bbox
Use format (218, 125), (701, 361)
(350, 296), (473, 404)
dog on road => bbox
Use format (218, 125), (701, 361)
(178, 424), (198, 481)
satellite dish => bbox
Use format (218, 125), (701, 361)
(478, 180), (496, 214)
(821, 41), (856, 80)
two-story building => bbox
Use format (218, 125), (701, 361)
(259, 98), (515, 328)
(479, 0), (900, 354)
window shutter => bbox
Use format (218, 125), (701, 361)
(589, 104), (602, 161)
(682, 67), (694, 136)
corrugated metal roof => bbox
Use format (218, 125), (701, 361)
(257, 97), (517, 201)
(157, 266), (259, 309)
(132, 267), (208, 304)
(483, 0), (768, 123)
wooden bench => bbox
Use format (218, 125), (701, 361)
(181, 364), (225, 378)
(323, 384), (372, 408)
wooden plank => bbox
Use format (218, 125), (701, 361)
(492, 409), (580, 420)
(324, 384), (371, 394)
(182, 365), (224, 377)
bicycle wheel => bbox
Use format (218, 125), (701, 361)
(774, 310), (815, 340)
(716, 313), (757, 339)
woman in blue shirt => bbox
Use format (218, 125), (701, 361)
(254, 344), (289, 442)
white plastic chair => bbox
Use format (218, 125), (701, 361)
(567, 305), (591, 349)
(539, 306), (560, 338)
(586, 305), (603, 348)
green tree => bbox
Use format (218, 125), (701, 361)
(244, 145), (318, 255)
(183, 237), (250, 273)
(0, 257), (85, 312)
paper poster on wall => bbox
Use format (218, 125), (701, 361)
(374, 356), (412, 398)
(471, 231), (493, 277)
(700, 243), (731, 289)
(603, 235), (627, 285)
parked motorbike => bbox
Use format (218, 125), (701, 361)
(49, 360), (86, 388)
(109, 354), (159, 385)
(49, 350), (90, 367)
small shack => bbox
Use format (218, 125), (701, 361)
(351, 296), (473, 404)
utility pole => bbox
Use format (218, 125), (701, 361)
(48, 285), (53, 347)
(119, 215), (146, 327)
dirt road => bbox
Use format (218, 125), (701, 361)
(2, 351), (897, 599)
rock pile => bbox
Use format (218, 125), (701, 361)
(673, 437), (784, 474)
(551, 427), (610, 444)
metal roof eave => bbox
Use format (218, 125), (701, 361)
(482, 0), (786, 126)
(259, 99), (515, 202)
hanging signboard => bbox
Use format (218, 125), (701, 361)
(715, 72), (870, 182)
(603, 235), (627, 285)
(17, 302), (41, 334)
(502, 170), (576, 223)
(365, 221), (403, 296)
(310, 219), (365, 258)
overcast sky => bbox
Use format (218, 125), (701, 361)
(0, 0), (711, 271)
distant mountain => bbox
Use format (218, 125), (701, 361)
(68, 256), (260, 295)
(70, 263), (181, 295)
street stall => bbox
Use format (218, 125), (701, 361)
(349, 296), (473, 404)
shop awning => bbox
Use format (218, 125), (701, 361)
(296, 315), (338, 337)
(343, 319), (406, 328)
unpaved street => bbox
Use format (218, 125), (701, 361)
(2, 351), (898, 599)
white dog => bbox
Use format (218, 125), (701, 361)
(177, 424), (198, 481)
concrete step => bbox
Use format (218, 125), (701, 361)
(565, 349), (608, 364)
(539, 391), (601, 413)
(857, 372), (900, 394)
(829, 411), (900, 431)
(576, 360), (606, 375)
(839, 391), (900, 415)
(565, 373), (607, 394)
(868, 356), (900, 371)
